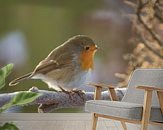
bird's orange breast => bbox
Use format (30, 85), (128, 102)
(80, 46), (96, 70)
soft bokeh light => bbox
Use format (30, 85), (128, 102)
(0, 1), (132, 93)
(0, 0), (133, 94)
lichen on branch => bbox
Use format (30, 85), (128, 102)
(0, 87), (125, 113)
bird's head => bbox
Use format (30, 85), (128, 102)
(65, 35), (99, 70)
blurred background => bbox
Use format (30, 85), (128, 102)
(0, 0), (133, 112)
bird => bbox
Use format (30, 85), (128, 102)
(9, 35), (98, 93)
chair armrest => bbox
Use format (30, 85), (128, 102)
(136, 86), (163, 92)
(88, 82), (117, 89)
(137, 86), (163, 117)
(88, 82), (118, 101)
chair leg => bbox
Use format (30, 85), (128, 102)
(92, 113), (98, 130)
(121, 121), (127, 130)
(141, 90), (152, 130)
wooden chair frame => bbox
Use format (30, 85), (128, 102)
(89, 83), (163, 130)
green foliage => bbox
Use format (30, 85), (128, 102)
(0, 64), (13, 89)
(0, 123), (19, 130)
(0, 64), (41, 113)
(0, 64), (42, 130)
(0, 91), (41, 113)
(0, 64), (19, 130)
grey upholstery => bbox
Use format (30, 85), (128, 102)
(122, 69), (163, 106)
(86, 100), (163, 122)
(85, 69), (163, 123)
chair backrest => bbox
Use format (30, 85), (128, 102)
(122, 69), (163, 107)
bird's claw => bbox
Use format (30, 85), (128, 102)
(58, 86), (85, 100)
(71, 88), (85, 100)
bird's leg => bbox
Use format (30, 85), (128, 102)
(58, 86), (71, 94)
(58, 86), (85, 100)
(58, 86), (77, 100)
(72, 88), (83, 93)
(71, 88), (85, 100)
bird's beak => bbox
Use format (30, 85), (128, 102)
(89, 44), (99, 52)
(95, 45), (99, 50)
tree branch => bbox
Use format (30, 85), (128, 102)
(124, 0), (137, 10)
(137, 0), (163, 46)
(0, 87), (125, 113)
(137, 32), (163, 59)
(154, 0), (163, 22)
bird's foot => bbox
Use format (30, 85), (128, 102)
(58, 86), (72, 94)
(72, 88), (83, 94)
(58, 86), (85, 100)
(58, 87), (74, 99)
(71, 88), (85, 100)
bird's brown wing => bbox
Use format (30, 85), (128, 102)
(32, 52), (73, 75)
(33, 60), (63, 75)
(9, 45), (73, 86)
(9, 53), (72, 86)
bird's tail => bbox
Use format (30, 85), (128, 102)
(9, 72), (33, 86)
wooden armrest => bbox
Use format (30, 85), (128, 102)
(136, 86), (163, 92)
(88, 82), (118, 101)
(137, 86), (163, 117)
(88, 82), (117, 89)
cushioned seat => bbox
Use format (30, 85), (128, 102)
(85, 100), (163, 122)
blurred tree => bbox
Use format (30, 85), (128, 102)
(0, 0), (102, 92)
(116, 0), (163, 87)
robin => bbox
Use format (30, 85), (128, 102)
(9, 35), (98, 93)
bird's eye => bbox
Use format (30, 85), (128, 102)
(85, 46), (90, 50)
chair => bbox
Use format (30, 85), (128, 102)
(85, 69), (163, 130)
